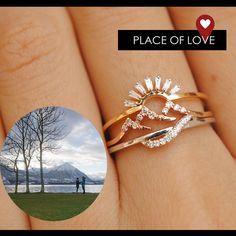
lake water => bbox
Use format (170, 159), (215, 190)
(5, 184), (103, 193)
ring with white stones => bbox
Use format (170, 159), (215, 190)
(103, 76), (215, 154)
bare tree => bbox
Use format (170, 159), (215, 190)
(0, 137), (20, 193)
(27, 107), (67, 193)
(7, 113), (36, 193)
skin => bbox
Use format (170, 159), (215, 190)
(168, 7), (236, 157)
(0, 7), (235, 229)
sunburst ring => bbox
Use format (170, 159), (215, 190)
(123, 77), (207, 108)
(103, 76), (215, 154)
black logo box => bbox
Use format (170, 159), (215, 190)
(118, 30), (226, 50)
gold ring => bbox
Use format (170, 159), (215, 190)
(103, 76), (215, 154)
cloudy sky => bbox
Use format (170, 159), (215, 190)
(6, 107), (107, 179)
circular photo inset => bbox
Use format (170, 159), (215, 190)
(0, 107), (107, 221)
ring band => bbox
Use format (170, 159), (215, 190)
(108, 116), (215, 153)
(103, 91), (207, 132)
(103, 76), (215, 154)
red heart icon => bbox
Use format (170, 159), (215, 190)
(196, 14), (215, 40)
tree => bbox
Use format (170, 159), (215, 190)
(7, 113), (36, 193)
(27, 107), (66, 193)
(0, 137), (20, 193)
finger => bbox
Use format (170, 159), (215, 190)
(169, 7), (236, 157)
(0, 7), (119, 229)
(69, 7), (236, 229)
(0, 116), (30, 229)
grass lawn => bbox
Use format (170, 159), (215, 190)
(9, 192), (98, 221)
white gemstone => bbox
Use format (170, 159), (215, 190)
(127, 118), (132, 125)
(155, 141), (160, 147)
(122, 120), (129, 131)
(170, 129), (177, 138)
(182, 117), (188, 123)
(160, 138), (166, 145)
(148, 114), (154, 119)
(162, 107), (169, 115)
(180, 107), (187, 113)
(166, 135), (171, 142)
(142, 106), (148, 113)
(170, 85), (181, 94)
(129, 90), (142, 100)
(145, 141), (154, 148)
(149, 142), (154, 148)
(132, 122), (138, 129)
(147, 110), (155, 119)
(122, 125), (128, 132)
(144, 78), (153, 91)
(166, 101), (174, 109)
(184, 115), (192, 123)
(122, 118), (133, 132)
(135, 82), (146, 95)
(155, 76), (161, 90)
(145, 109), (158, 119)
(173, 104), (181, 111)
(162, 79), (172, 92)
(124, 100), (137, 107)
(137, 114), (143, 121)
(121, 125), (126, 132)
(139, 111), (144, 117)
(144, 141), (150, 147)
(176, 124), (183, 132)
(140, 108), (146, 116)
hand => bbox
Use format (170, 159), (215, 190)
(0, 7), (236, 229)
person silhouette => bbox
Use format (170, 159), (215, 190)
(76, 178), (80, 193)
(81, 176), (86, 194)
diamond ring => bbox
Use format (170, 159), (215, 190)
(103, 76), (215, 154)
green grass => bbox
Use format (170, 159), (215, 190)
(9, 192), (98, 221)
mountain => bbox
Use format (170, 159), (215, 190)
(0, 163), (104, 185)
(0, 168), (26, 185)
(44, 163), (92, 184)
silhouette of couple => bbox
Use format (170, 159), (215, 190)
(76, 176), (86, 194)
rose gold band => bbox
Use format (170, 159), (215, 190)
(103, 76), (215, 154)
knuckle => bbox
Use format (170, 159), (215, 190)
(0, 12), (65, 78)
